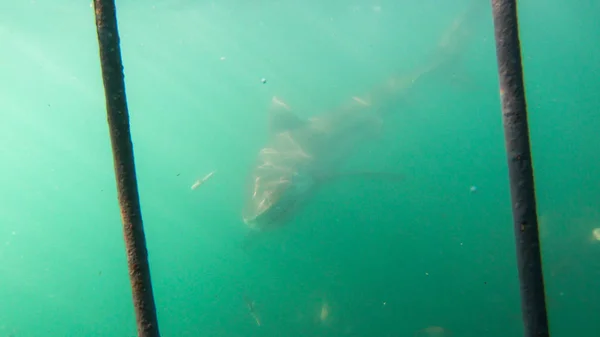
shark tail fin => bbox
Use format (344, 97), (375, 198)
(390, 1), (487, 93)
(424, 0), (489, 91)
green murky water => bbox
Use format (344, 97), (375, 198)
(0, 1), (598, 336)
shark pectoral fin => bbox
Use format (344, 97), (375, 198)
(268, 96), (306, 134)
(317, 171), (405, 183)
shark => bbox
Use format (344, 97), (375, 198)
(241, 5), (482, 232)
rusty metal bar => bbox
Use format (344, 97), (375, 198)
(490, 1), (550, 336)
(92, 1), (161, 336)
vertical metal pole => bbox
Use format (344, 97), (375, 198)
(92, 1), (161, 336)
(490, 1), (550, 336)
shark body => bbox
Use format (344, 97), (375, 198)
(241, 5), (481, 231)
(242, 96), (388, 230)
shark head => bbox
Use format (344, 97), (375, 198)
(242, 162), (316, 231)
(240, 96), (384, 231)
(241, 98), (321, 231)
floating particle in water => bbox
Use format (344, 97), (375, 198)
(191, 180), (202, 190)
(469, 185), (477, 193)
(352, 96), (370, 106)
(220, 56), (226, 61)
(191, 170), (216, 190)
(261, 78), (267, 84)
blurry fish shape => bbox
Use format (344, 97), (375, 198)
(319, 301), (330, 322)
(244, 296), (261, 327)
(414, 326), (452, 337)
(191, 170), (216, 190)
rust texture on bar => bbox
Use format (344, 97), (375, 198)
(93, 1), (161, 336)
(490, 1), (550, 336)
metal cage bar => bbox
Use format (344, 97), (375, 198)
(490, 0), (550, 336)
(93, 1), (161, 336)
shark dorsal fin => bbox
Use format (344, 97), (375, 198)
(268, 96), (306, 134)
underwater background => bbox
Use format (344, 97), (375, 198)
(0, 0), (598, 336)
